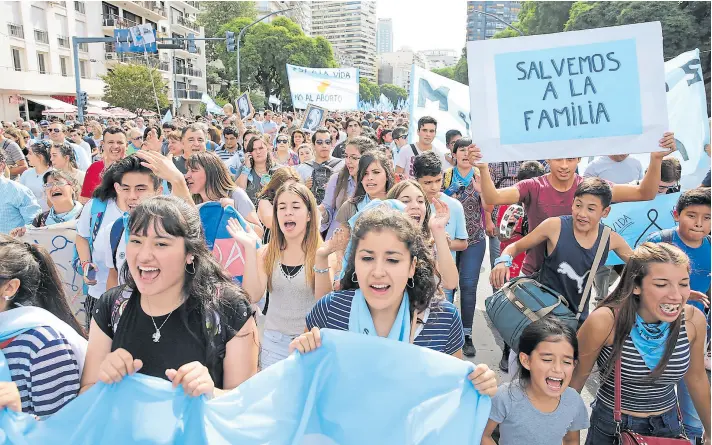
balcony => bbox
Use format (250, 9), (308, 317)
(174, 15), (200, 33)
(57, 35), (70, 48)
(175, 66), (203, 77)
(124, 1), (167, 20)
(7, 23), (24, 39)
(102, 13), (137, 30)
(184, 1), (200, 11)
(175, 90), (202, 100)
(34, 29), (49, 44)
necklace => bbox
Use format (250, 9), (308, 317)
(279, 261), (303, 280)
(145, 297), (176, 343)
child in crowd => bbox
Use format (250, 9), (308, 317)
(482, 317), (588, 445)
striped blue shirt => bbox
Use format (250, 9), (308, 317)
(306, 290), (465, 355)
(2, 326), (81, 417)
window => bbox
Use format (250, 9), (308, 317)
(37, 52), (47, 74)
(12, 48), (22, 71)
(79, 60), (87, 78)
(74, 1), (85, 14)
(60, 56), (68, 76)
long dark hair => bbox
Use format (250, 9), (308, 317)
(187, 151), (237, 203)
(350, 150), (395, 204)
(121, 196), (251, 369)
(245, 135), (274, 172)
(598, 242), (690, 380)
(339, 206), (440, 315)
(516, 317), (578, 388)
(387, 179), (433, 240)
(0, 235), (85, 337)
(332, 136), (376, 211)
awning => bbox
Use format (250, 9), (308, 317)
(23, 95), (77, 111)
(88, 99), (110, 108)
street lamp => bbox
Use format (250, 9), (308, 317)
(236, 8), (295, 93)
(470, 10), (524, 36)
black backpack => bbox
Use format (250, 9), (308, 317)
(308, 158), (342, 204)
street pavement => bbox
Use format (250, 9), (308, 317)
(461, 241), (601, 444)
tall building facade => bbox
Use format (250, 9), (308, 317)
(421, 49), (459, 69)
(312, 1), (377, 83)
(256, 1), (312, 36)
(0, 0), (207, 120)
(376, 18), (392, 54)
(466, 1), (520, 41)
(378, 48), (428, 91)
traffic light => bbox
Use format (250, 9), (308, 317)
(77, 91), (88, 122)
(187, 33), (197, 53)
(226, 31), (236, 52)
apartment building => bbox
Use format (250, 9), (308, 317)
(466, 1), (521, 41)
(256, 1), (312, 36)
(312, 1), (377, 83)
(376, 18), (392, 54)
(377, 48), (429, 90)
(0, 0), (206, 120)
(421, 49), (459, 69)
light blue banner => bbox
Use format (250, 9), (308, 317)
(0, 329), (491, 445)
(495, 39), (642, 145)
(602, 192), (680, 265)
(200, 93), (224, 116)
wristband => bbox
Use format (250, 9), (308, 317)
(313, 265), (330, 274)
(240, 167), (250, 176)
(493, 255), (513, 268)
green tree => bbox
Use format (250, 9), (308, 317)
(379, 84), (408, 104)
(454, 47), (469, 85)
(101, 64), (169, 113)
(359, 78), (380, 103)
(211, 17), (337, 106)
(431, 66), (455, 79)
(198, 1), (257, 63)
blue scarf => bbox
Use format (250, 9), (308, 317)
(348, 289), (411, 341)
(444, 167), (474, 197)
(630, 314), (671, 370)
(45, 202), (82, 226)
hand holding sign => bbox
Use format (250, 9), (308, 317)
(652, 131), (677, 160)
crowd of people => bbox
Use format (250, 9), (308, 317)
(0, 104), (710, 444)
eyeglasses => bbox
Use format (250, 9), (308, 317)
(314, 139), (331, 145)
(43, 180), (69, 189)
(277, 138), (288, 143)
(398, 134), (408, 140)
(133, 136), (143, 141)
(346, 155), (361, 162)
(49, 128), (63, 133)
(658, 183), (680, 193)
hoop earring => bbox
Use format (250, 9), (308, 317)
(407, 277), (414, 288)
(3, 295), (12, 301)
(185, 262), (196, 275)
(351, 272), (357, 283)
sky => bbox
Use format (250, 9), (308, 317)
(375, 0), (467, 53)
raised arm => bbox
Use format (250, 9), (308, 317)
(611, 132), (676, 203)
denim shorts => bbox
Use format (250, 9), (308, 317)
(260, 330), (298, 370)
(585, 400), (684, 445)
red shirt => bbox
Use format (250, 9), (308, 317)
(514, 174), (584, 275)
(80, 160), (105, 199)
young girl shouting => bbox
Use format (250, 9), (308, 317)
(482, 317), (588, 445)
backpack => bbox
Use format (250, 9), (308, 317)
(109, 217), (127, 270)
(72, 198), (108, 276)
(308, 158), (342, 204)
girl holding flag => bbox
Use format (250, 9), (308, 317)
(0, 235), (86, 417)
(289, 206), (498, 397)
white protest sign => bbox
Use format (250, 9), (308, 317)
(20, 222), (85, 322)
(286, 64), (359, 111)
(129, 24), (156, 46)
(468, 22), (668, 162)
(408, 65), (472, 150)
(579, 49), (710, 189)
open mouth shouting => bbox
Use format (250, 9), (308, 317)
(137, 265), (161, 283)
(545, 377), (564, 392)
(369, 283), (390, 295)
(282, 219), (297, 232)
(50, 189), (64, 198)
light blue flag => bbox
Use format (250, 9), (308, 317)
(161, 109), (172, 124)
(0, 329), (491, 445)
(200, 93), (225, 116)
(602, 192), (681, 265)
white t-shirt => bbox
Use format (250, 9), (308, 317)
(231, 188), (256, 218)
(76, 198), (123, 298)
(432, 140), (454, 170)
(19, 168), (49, 212)
(103, 219), (128, 286)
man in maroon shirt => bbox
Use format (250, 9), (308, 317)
(80, 127), (127, 203)
(470, 132), (677, 276)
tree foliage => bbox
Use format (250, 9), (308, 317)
(431, 66), (455, 79)
(197, 1), (257, 63)
(101, 64), (169, 113)
(359, 78), (380, 103)
(379, 84), (408, 104)
(208, 17), (337, 106)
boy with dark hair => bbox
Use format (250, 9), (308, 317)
(332, 119), (362, 158)
(396, 116), (438, 179)
(646, 187), (711, 444)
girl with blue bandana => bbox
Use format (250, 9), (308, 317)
(571, 243), (711, 445)
(291, 206), (498, 398)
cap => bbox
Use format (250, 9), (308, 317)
(40, 120), (49, 126)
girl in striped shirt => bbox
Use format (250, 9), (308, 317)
(571, 243), (711, 444)
(0, 235), (86, 418)
(290, 206), (498, 398)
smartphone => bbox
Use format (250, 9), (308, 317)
(86, 264), (97, 281)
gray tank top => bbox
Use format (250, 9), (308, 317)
(537, 215), (610, 320)
(263, 263), (315, 336)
